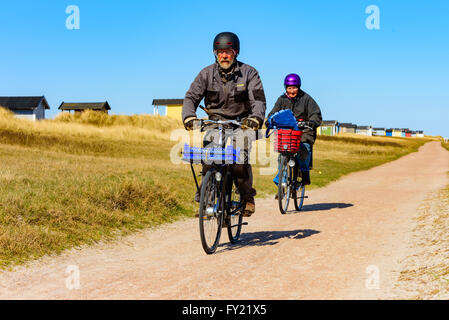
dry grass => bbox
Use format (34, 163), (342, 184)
(394, 186), (449, 299)
(0, 109), (183, 157)
(53, 110), (181, 133)
(442, 141), (449, 152)
(0, 108), (431, 268)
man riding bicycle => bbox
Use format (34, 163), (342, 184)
(182, 32), (266, 217)
(266, 73), (322, 187)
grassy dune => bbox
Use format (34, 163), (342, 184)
(0, 108), (429, 268)
(442, 141), (449, 152)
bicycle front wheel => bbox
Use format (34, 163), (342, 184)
(278, 154), (291, 214)
(294, 183), (306, 211)
(293, 166), (306, 211)
(199, 169), (223, 254)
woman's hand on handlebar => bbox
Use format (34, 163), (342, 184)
(297, 120), (316, 130)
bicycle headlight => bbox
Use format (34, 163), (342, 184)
(206, 207), (215, 216)
(215, 172), (222, 182)
(288, 160), (296, 167)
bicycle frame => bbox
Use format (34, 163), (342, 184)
(201, 121), (245, 220)
(184, 119), (248, 253)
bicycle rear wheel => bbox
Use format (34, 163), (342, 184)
(227, 178), (243, 243)
(199, 169), (223, 254)
(278, 154), (291, 214)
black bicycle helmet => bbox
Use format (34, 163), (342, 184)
(213, 32), (240, 55)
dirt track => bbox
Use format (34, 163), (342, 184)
(0, 141), (448, 300)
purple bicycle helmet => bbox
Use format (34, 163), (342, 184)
(284, 73), (301, 88)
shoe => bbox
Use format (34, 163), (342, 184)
(275, 194), (279, 200)
(242, 200), (255, 217)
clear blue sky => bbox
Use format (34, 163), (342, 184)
(1, 0), (448, 137)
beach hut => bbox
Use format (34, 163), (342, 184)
(152, 99), (184, 121)
(373, 128), (386, 136)
(356, 125), (373, 136)
(392, 128), (403, 137)
(59, 102), (111, 114)
(339, 123), (357, 134)
(0, 96), (50, 120)
(400, 129), (408, 137)
(386, 129), (393, 137)
(319, 120), (339, 136)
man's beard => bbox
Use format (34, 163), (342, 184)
(218, 58), (235, 71)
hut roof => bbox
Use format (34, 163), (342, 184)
(321, 120), (338, 126)
(59, 102), (111, 111)
(0, 96), (50, 110)
(340, 123), (356, 128)
(152, 99), (184, 106)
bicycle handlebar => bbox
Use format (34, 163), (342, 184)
(191, 119), (244, 131)
(202, 119), (242, 126)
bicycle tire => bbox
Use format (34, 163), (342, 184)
(278, 154), (291, 214)
(227, 177), (243, 243)
(292, 165), (305, 211)
(199, 169), (223, 254)
(294, 184), (306, 211)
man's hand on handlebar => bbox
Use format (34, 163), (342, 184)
(242, 117), (260, 130)
(183, 117), (200, 131)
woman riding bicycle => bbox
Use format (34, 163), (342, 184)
(266, 73), (322, 187)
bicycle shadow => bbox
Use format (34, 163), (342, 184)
(218, 229), (320, 252)
(300, 202), (354, 212)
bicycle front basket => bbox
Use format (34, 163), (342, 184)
(181, 144), (241, 164)
(274, 129), (302, 153)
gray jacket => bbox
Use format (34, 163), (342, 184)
(182, 61), (266, 124)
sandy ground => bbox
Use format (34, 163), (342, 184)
(0, 141), (448, 300)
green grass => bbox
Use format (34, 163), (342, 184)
(0, 145), (195, 267)
(0, 109), (430, 268)
(254, 133), (428, 192)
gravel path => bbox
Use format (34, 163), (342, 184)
(0, 141), (447, 300)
